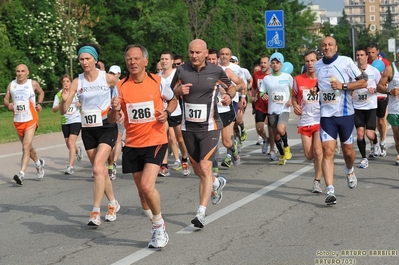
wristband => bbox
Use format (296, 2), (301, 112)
(36, 102), (42, 106)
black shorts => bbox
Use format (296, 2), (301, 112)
(61, 122), (81, 138)
(376, 98), (388, 118)
(183, 130), (220, 163)
(219, 107), (236, 127)
(354, 108), (377, 130)
(81, 124), (117, 150)
(168, 114), (182, 127)
(122, 144), (167, 173)
(255, 109), (268, 123)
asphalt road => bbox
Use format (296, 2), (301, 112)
(0, 107), (398, 265)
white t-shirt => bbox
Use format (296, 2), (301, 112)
(221, 63), (244, 102)
(260, 72), (293, 115)
(352, 65), (380, 110)
(158, 69), (181, 116)
(314, 55), (362, 117)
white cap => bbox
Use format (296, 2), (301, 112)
(109, 65), (121, 74)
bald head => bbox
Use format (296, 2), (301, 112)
(188, 39), (208, 71)
(15, 64), (30, 83)
(321, 36), (338, 59)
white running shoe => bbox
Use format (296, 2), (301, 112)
(36, 159), (45, 179)
(347, 171), (357, 189)
(270, 152), (278, 161)
(88, 211), (101, 226)
(211, 176), (226, 205)
(325, 186), (336, 205)
(380, 143), (387, 157)
(191, 212), (205, 228)
(312, 179), (322, 193)
(358, 158), (369, 169)
(65, 166), (74, 175)
(373, 144), (381, 157)
(76, 146), (83, 162)
(182, 161), (191, 176)
(261, 139), (269, 154)
(148, 222), (169, 248)
(105, 201), (120, 222)
(256, 136), (263, 145)
(172, 160), (182, 171)
(13, 172), (24, 186)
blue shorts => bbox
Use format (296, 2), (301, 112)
(320, 115), (354, 144)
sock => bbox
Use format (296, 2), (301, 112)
(345, 166), (354, 174)
(153, 213), (162, 222)
(314, 179), (320, 182)
(162, 163), (168, 168)
(92, 207), (100, 213)
(108, 164), (113, 169)
(212, 177), (220, 190)
(276, 139), (284, 155)
(109, 199), (116, 206)
(213, 167), (219, 174)
(373, 133), (378, 144)
(198, 205), (206, 215)
(35, 160), (41, 167)
(19, 171), (25, 177)
(143, 209), (153, 220)
(182, 157), (188, 163)
(281, 133), (288, 147)
(175, 159), (181, 163)
(239, 122), (245, 131)
(357, 138), (366, 158)
(380, 141), (385, 146)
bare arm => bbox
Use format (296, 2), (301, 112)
(60, 78), (78, 115)
(225, 68), (245, 95)
(32, 80), (44, 112)
(3, 83), (13, 111)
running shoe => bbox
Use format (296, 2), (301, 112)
(182, 161), (191, 176)
(232, 140), (240, 166)
(380, 143), (387, 157)
(108, 168), (113, 180)
(312, 179), (322, 193)
(358, 158), (369, 169)
(158, 166), (170, 177)
(172, 160), (182, 171)
(240, 128), (247, 142)
(148, 222), (169, 248)
(13, 172), (24, 186)
(105, 201), (120, 222)
(211, 176), (226, 205)
(373, 144), (381, 157)
(88, 211), (101, 226)
(109, 163), (117, 180)
(284, 146), (292, 160)
(368, 146), (375, 159)
(278, 155), (286, 165)
(262, 139), (269, 154)
(270, 152), (278, 161)
(65, 166), (74, 175)
(325, 186), (336, 205)
(256, 136), (263, 145)
(191, 211), (205, 228)
(221, 155), (232, 168)
(36, 159), (45, 179)
(76, 146), (83, 162)
(347, 171), (357, 189)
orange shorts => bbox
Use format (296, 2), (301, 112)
(14, 119), (38, 137)
(297, 124), (320, 138)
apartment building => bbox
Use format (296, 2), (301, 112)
(345, 0), (399, 31)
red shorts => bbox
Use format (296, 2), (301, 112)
(14, 119), (38, 137)
(297, 124), (320, 138)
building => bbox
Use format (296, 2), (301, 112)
(345, 0), (399, 32)
(307, 5), (342, 36)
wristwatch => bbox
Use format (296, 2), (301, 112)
(342, 83), (348, 90)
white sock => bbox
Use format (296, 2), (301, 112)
(92, 207), (100, 213)
(109, 199), (116, 206)
(198, 205), (206, 215)
(143, 209), (153, 220)
(35, 160), (41, 167)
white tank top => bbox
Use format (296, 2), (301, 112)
(10, 79), (35, 122)
(158, 69), (181, 116)
(77, 70), (111, 127)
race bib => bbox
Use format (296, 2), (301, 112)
(321, 90), (340, 104)
(272, 91), (286, 104)
(303, 89), (319, 104)
(355, 93), (369, 102)
(184, 103), (207, 122)
(81, 109), (103, 127)
(66, 103), (78, 115)
(126, 101), (155, 124)
(14, 100), (29, 115)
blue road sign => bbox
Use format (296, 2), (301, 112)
(265, 10), (284, 29)
(266, 29), (285, 49)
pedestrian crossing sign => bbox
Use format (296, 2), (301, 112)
(265, 10), (284, 29)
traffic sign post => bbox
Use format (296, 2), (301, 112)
(265, 10), (285, 49)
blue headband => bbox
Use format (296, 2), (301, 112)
(78, 46), (98, 61)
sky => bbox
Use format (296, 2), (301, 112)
(301, 0), (344, 12)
